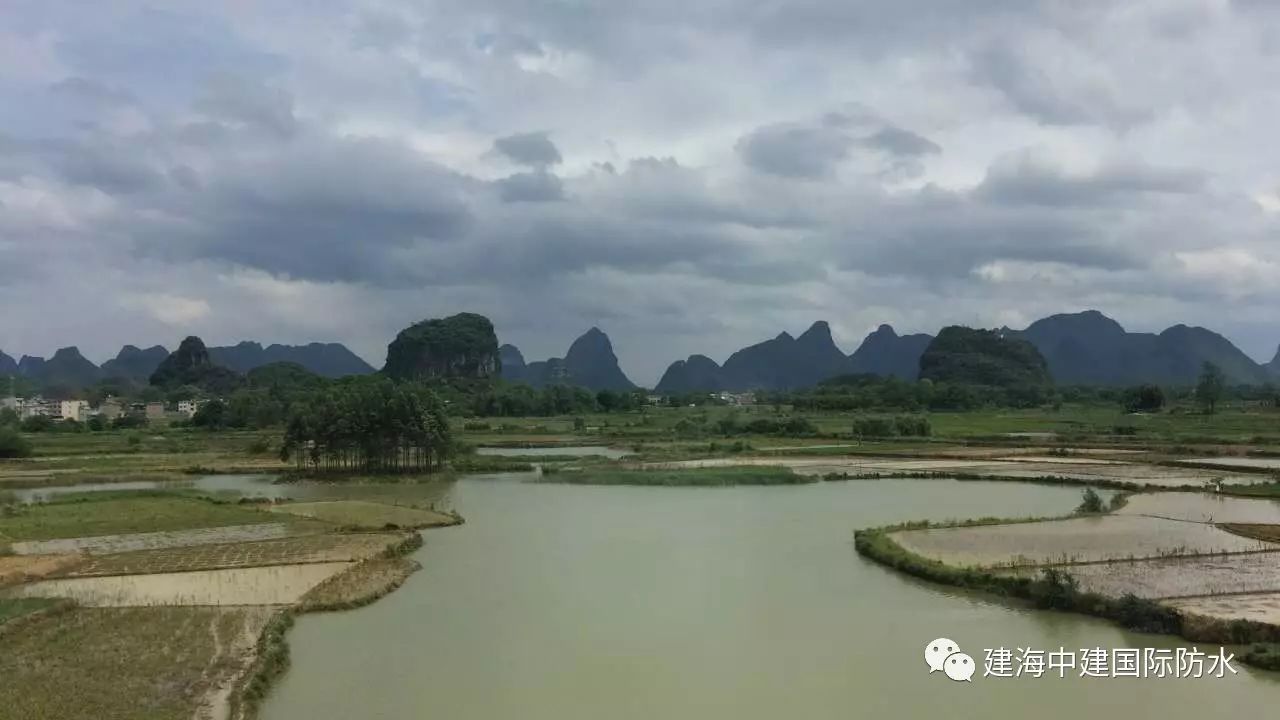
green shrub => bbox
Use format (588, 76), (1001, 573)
(0, 428), (33, 458)
(1076, 488), (1105, 514)
(18, 415), (54, 433)
(851, 416), (897, 438)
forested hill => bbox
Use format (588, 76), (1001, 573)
(918, 327), (1051, 387)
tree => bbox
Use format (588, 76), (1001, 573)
(279, 378), (453, 475)
(192, 399), (228, 429)
(1121, 384), (1165, 413)
(1196, 361), (1226, 414)
(1077, 488), (1105, 514)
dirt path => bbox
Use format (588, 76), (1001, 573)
(195, 608), (274, 720)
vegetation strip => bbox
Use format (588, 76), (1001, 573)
(538, 466), (813, 486)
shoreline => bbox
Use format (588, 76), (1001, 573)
(854, 522), (1280, 671)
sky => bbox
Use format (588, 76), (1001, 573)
(2, 0), (1279, 386)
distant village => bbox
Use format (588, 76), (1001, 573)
(1, 395), (210, 424)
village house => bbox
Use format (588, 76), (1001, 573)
(97, 398), (125, 420)
(59, 400), (89, 422)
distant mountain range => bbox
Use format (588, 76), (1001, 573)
(101, 345), (170, 383)
(208, 342), (374, 378)
(656, 310), (1278, 392)
(1010, 311), (1271, 386)
(2, 341), (374, 391)
(500, 327), (635, 391)
(4, 309), (1277, 395)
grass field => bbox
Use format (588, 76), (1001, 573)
(0, 494), (281, 542)
(0, 606), (270, 720)
(0, 596), (60, 624)
(540, 466), (812, 486)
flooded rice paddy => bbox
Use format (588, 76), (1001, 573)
(259, 477), (1280, 720)
(1038, 553), (1280, 599)
(8, 522), (301, 556)
(58, 533), (404, 577)
(1118, 493), (1280, 524)
(1175, 457), (1280, 470)
(476, 445), (632, 459)
(653, 455), (1261, 487)
(6, 562), (352, 606)
(1167, 593), (1280, 625)
(890, 515), (1276, 567)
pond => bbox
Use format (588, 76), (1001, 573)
(261, 478), (1280, 719)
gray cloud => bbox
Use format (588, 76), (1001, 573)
(492, 131), (562, 167)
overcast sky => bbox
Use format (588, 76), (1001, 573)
(3, 1), (1279, 385)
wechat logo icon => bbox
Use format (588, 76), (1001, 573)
(925, 638), (975, 682)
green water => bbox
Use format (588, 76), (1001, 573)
(262, 478), (1279, 719)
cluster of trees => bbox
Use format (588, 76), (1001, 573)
(466, 383), (650, 417)
(851, 415), (932, 438)
(279, 379), (453, 474)
(667, 413), (819, 438)
(784, 374), (1056, 412)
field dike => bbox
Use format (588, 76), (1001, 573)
(228, 530), (430, 720)
(854, 517), (1280, 671)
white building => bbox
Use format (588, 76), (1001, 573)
(177, 399), (205, 417)
(60, 400), (90, 422)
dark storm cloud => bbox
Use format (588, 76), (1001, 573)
(496, 171), (565, 202)
(4, 0), (1280, 379)
(736, 123), (852, 179)
(132, 134), (477, 283)
(48, 77), (137, 107)
(196, 76), (298, 138)
(492, 132), (562, 167)
(0, 135), (161, 193)
(862, 127), (940, 156)
(975, 153), (1205, 207)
